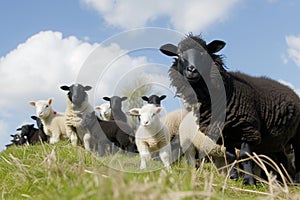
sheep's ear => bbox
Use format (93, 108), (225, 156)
(207, 40), (226, 54)
(121, 97), (127, 101)
(159, 95), (167, 100)
(31, 116), (37, 120)
(103, 97), (110, 101)
(95, 106), (101, 110)
(160, 44), (178, 57)
(141, 96), (149, 102)
(60, 85), (70, 91)
(29, 101), (36, 106)
(48, 98), (53, 105)
(156, 107), (163, 114)
(84, 85), (92, 91)
(16, 127), (21, 131)
(129, 108), (140, 116)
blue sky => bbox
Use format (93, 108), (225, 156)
(0, 0), (300, 150)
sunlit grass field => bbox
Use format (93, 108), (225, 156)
(1, 141), (300, 200)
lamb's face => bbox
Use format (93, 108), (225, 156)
(130, 104), (162, 127)
(17, 124), (35, 138)
(34, 100), (52, 118)
(141, 95), (166, 106)
(96, 103), (111, 119)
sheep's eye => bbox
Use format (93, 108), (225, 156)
(45, 105), (48, 108)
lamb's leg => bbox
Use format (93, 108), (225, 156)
(49, 132), (60, 144)
(185, 145), (197, 167)
(140, 151), (151, 170)
(240, 142), (256, 185)
(159, 143), (172, 173)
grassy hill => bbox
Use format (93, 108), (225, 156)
(1, 141), (300, 200)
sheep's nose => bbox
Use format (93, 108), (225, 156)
(187, 66), (196, 72)
(143, 121), (149, 126)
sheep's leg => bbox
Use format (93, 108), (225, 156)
(140, 151), (151, 170)
(226, 146), (239, 180)
(240, 142), (255, 185)
(159, 144), (172, 173)
(66, 126), (78, 146)
(185, 145), (197, 167)
(49, 131), (60, 144)
(83, 132), (91, 151)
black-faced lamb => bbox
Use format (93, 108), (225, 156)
(80, 111), (137, 156)
(30, 116), (50, 143)
(103, 96), (132, 127)
(141, 95), (166, 106)
(160, 34), (300, 185)
(29, 98), (67, 143)
(130, 104), (172, 172)
(60, 83), (94, 151)
(5, 133), (27, 147)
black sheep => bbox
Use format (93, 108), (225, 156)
(30, 116), (50, 143)
(6, 133), (27, 147)
(17, 123), (48, 145)
(141, 95), (166, 106)
(80, 111), (137, 156)
(160, 34), (300, 185)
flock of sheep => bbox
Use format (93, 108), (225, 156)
(7, 34), (300, 186)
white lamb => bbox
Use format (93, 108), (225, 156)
(29, 98), (67, 144)
(95, 103), (111, 121)
(130, 104), (172, 172)
(179, 110), (226, 170)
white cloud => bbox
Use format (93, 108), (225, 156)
(81, 0), (240, 33)
(0, 30), (157, 150)
(285, 35), (300, 67)
(279, 79), (300, 97)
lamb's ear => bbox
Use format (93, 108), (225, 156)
(160, 44), (178, 57)
(159, 95), (167, 100)
(121, 97), (127, 101)
(156, 107), (163, 114)
(31, 116), (37, 120)
(141, 96), (149, 102)
(103, 97), (110, 101)
(29, 101), (36, 106)
(129, 108), (140, 116)
(60, 85), (70, 91)
(207, 40), (226, 54)
(95, 106), (101, 110)
(84, 85), (92, 91)
(16, 127), (21, 131)
(48, 98), (53, 105)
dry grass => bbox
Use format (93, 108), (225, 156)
(1, 141), (300, 199)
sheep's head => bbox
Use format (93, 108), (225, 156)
(80, 111), (97, 128)
(130, 104), (163, 128)
(103, 96), (127, 111)
(31, 116), (44, 130)
(141, 95), (166, 107)
(17, 124), (35, 139)
(29, 99), (53, 119)
(160, 35), (226, 84)
(10, 133), (27, 145)
(95, 103), (111, 120)
(60, 84), (92, 108)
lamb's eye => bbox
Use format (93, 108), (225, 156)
(45, 105), (48, 108)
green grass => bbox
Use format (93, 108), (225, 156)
(1, 141), (300, 200)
